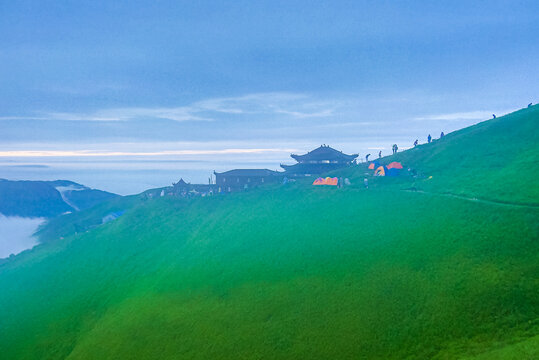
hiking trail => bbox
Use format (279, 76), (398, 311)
(403, 189), (539, 209)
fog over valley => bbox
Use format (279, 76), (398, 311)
(0, 215), (45, 258)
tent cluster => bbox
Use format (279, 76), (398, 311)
(312, 177), (338, 186)
(368, 161), (403, 177)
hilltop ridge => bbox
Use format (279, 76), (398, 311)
(0, 179), (119, 218)
(0, 107), (537, 359)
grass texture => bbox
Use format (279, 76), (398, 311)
(0, 106), (538, 359)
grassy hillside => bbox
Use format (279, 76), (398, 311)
(35, 193), (142, 243)
(345, 105), (539, 205)
(0, 108), (537, 359)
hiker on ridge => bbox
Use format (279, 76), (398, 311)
(366, 153), (371, 162)
(427, 134), (432, 143)
(414, 139), (418, 147)
(440, 131), (444, 138)
(378, 150), (382, 158)
(492, 114), (496, 119)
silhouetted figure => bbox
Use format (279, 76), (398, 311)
(378, 150), (382, 158)
(366, 153), (371, 162)
(414, 139), (418, 147)
(529, 103), (533, 108)
(440, 131), (444, 138)
(427, 134), (432, 143)
(492, 114), (496, 119)
(392, 144), (398, 154)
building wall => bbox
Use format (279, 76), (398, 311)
(215, 175), (280, 192)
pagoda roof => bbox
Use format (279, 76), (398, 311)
(173, 178), (189, 187)
(214, 169), (282, 177)
(291, 145), (358, 162)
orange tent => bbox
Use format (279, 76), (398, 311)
(368, 163), (375, 169)
(313, 177), (338, 186)
(387, 162), (403, 169)
(374, 166), (386, 176)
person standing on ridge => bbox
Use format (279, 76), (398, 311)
(414, 139), (418, 147)
(492, 114), (496, 119)
(366, 153), (371, 162)
(379, 150), (382, 158)
(427, 134), (432, 143)
(440, 131), (444, 138)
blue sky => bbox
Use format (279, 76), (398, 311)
(0, 1), (538, 191)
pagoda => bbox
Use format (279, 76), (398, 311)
(280, 145), (358, 177)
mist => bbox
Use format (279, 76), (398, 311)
(0, 215), (44, 258)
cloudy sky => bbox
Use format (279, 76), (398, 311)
(0, 1), (538, 192)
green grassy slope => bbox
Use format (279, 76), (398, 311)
(35, 193), (142, 243)
(0, 108), (538, 359)
(350, 105), (538, 205)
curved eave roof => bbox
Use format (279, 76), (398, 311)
(291, 146), (358, 162)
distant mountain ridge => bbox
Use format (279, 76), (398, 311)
(0, 179), (119, 218)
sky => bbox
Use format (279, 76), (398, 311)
(0, 0), (538, 193)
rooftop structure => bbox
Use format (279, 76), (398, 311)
(213, 169), (282, 192)
(170, 178), (216, 197)
(281, 145), (358, 176)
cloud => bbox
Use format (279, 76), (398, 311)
(0, 116), (50, 121)
(0, 92), (339, 123)
(413, 109), (517, 121)
(274, 108), (335, 118)
(0, 148), (297, 157)
(42, 107), (213, 122)
(175, 92), (338, 120)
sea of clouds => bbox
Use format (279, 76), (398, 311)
(0, 215), (45, 258)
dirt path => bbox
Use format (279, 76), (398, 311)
(402, 189), (539, 209)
